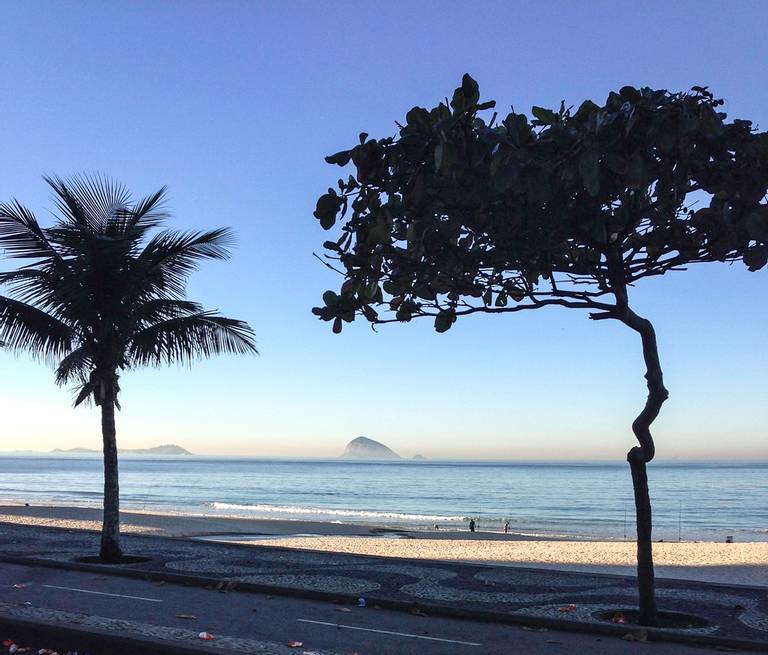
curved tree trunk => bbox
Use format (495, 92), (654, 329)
(100, 399), (122, 563)
(621, 307), (668, 627)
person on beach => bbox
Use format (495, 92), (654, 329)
(503, 520), (510, 534)
(469, 518), (476, 532)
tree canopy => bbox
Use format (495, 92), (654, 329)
(313, 75), (768, 334)
(0, 175), (257, 407)
(311, 74), (767, 625)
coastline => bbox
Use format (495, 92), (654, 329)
(0, 504), (383, 537)
(1, 504), (766, 587)
(0, 503), (570, 540)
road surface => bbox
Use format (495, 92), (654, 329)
(0, 562), (760, 654)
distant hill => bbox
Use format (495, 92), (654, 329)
(412, 454), (427, 460)
(51, 444), (192, 456)
(341, 436), (400, 459)
(51, 448), (96, 453)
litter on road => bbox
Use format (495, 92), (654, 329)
(2, 638), (67, 654)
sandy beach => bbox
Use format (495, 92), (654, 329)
(0, 504), (766, 588)
(0, 504), (382, 537)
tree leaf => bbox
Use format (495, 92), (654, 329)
(744, 245), (768, 271)
(574, 100), (599, 121)
(434, 142), (444, 171)
(578, 150), (601, 196)
(322, 290), (338, 306)
(434, 311), (455, 333)
(313, 193), (343, 230)
(325, 150), (352, 166)
(461, 73), (480, 105)
(626, 153), (648, 190)
(531, 106), (558, 125)
(406, 107), (431, 133)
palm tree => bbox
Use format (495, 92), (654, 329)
(0, 175), (257, 562)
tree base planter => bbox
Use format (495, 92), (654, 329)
(74, 555), (152, 565)
(594, 609), (709, 630)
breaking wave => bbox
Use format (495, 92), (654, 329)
(209, 502), (465, 524)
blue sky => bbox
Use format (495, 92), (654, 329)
(0, 0), (765, 459)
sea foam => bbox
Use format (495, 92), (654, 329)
(209, 502), (464, 524)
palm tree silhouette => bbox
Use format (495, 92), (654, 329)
(0, 175), (257, 562)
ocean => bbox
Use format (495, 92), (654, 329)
(0, 455), (765, 542)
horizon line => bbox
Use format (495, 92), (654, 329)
(1, 450), (766, 464)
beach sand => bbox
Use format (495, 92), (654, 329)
(0, 504), (765, 587)
(0, 504), (381, 537)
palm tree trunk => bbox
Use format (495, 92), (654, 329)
(621, 307), (668, 627)
(100, 399), (122, 563)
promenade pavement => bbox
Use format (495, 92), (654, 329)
(2, 560), (765, 655)
(0, 522), (765, 653)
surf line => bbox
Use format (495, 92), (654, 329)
(42, 584), (163, 603)
(297, 619), (482, 646)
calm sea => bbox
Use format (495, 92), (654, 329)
(0, 456), (765, 542)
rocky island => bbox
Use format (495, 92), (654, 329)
(341, 436), (400, 459)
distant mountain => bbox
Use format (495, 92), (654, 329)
(51, 447), (96, 453)
(412, 454), (427, 460)
(341, 436), (400, 459)
(51, 444), (192, 455)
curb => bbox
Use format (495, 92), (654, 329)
(0, 613), (226, 655)
(2, 554), (767, 652)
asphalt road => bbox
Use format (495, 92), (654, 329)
(0, 562), (761, 654)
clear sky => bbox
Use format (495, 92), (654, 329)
(0, 1), (766, 459)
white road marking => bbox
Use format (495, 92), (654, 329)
(41, 584), (163, 603)
(297, 618), (482, 646)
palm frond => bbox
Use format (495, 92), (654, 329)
(0, 269), (61, 308)
(139, 227), (235, 268)
(1, 176), (257, 407)
(130, 299), (204, 327)
(0, 295), (72, 359)
(55, 346), (92, 385)
(133, 227), (236, 297)
(127, 187), (169, 230)
(0, 200), (63, 260)
(73, 380), (96, 407)
(44, 174), (131, 233)
(0, 268), (52, 292)
(128, 311), (257, 367)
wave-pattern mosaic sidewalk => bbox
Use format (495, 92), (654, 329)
(0, 523), (765, 645)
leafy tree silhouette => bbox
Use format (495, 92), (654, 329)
(312, 76), (767, 624)
(0, 176), (257, 562)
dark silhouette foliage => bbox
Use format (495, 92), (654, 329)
(312, 76), (767, 624)
(0, 176), (257, 561)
